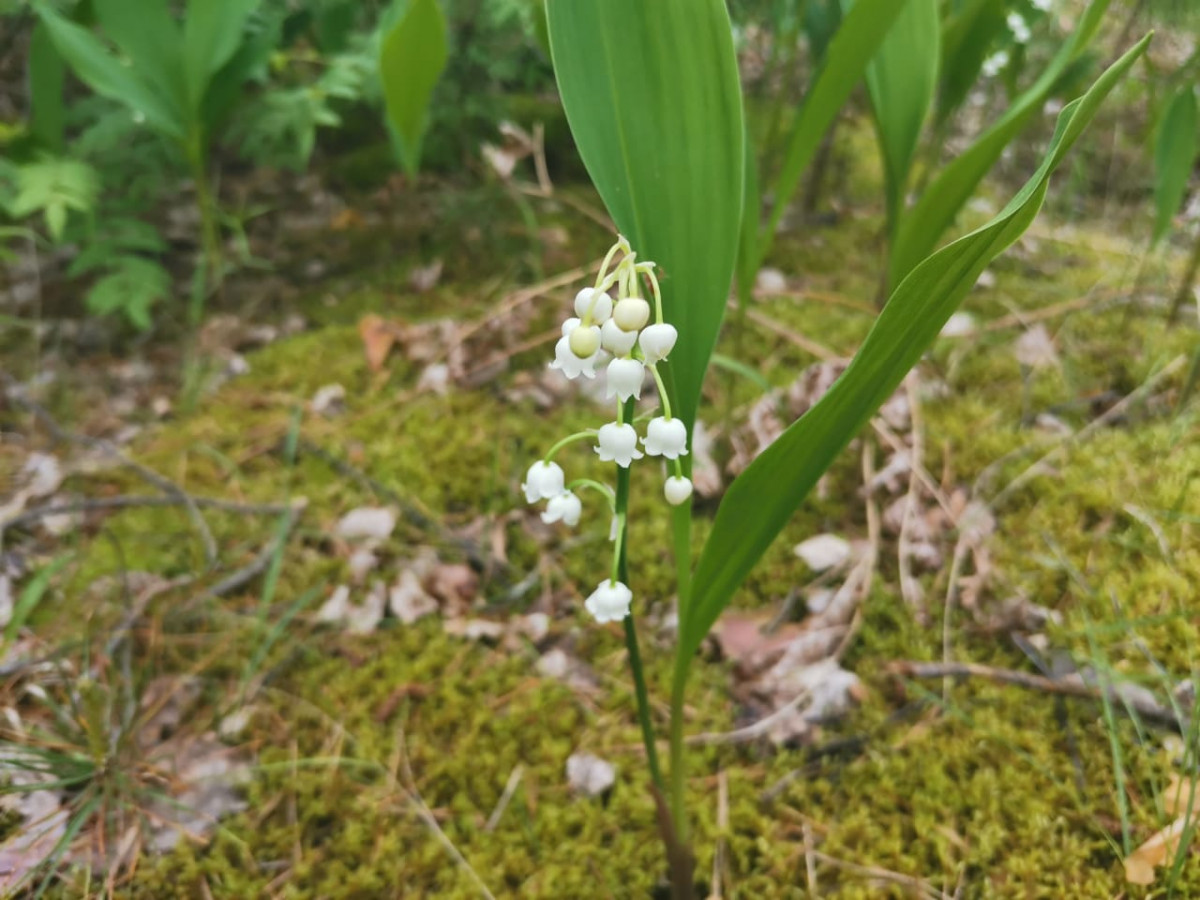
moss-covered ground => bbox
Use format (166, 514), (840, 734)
(6, 115), (1200, 898)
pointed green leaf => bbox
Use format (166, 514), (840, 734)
(93, 0), (186, 120)
(887, 0), (1112, 288)
(28, 23), (66, 150)
(857, 0), (940, 229)
(677, 33), (1151, 680)
(759, 0), (906, 267)
(34, 4), (187, 141)
(380, 0), (449, 177)
(182, 0), (260, 110)
(1153, 85), (1197, 246)
(547, 0), (744, 431)
(936, 0), (1007, 126)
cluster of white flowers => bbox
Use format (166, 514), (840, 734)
(1006, 11), (1031, 44)
(520, 236), (693, 625)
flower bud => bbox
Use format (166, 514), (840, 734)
(663, 476), (693, 506)
(613, 296), (650, 332)
(568, 324), (601, 358)
(574, 288), (613, 325)
(601, 318), (638, 355)
(605, 357), (645, 402)
(639, 323), (678, 364)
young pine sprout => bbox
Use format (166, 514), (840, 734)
(519, 235), (693, 623)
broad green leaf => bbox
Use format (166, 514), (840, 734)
(760, 0), (906, 266)
(735, 121), (761, 307)
(202, 10), (280, 132)
(547, 0), (744, 432)
(93, 0), (186, 123)
(1153, 85), (1198, 246)
(34, 4), (187, 141)
(677, 33), (1151, 682)
(182, 0), (260, 111)
(380, 0), (449, 178)
(857, 0), (940, 230)
(887, 0), (1112, 288)
(85, 256), (171, 331)
(9, 155), (98, 242)
(28, 23), (65, 150)
(936, 0), (1007, 127)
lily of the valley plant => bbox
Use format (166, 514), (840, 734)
(524, 236), (692, 622)
(539, 1), (1150, 896)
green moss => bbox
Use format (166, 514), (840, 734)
(26, 167), (1200, 899)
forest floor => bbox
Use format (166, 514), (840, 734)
(2, 119), (1200, 898)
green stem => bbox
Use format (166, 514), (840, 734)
(667, 502), (693, 847)
(187, 138), (220, 328)
(614, 459), (665, 794)
(649, 364), (673, 420)
(543, 429), (597, 461)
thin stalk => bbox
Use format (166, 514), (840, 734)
(614, 461), (665, 794)
(1168, 225), (1200, 323)
(668, 501), (693, 849)
(187, 137), (220, 328)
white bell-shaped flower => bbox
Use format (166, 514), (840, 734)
(585, 579), (633, 624)
(639, 323), (678, 364)
(643, 417), (688, 459)
(522, 460), (565, 503)
(613, 296), (650, 332)
(1006, 12), (1030, 42)
(542, 490), (582, 527)
(550, 320), (600, 379)
(595, 422), (643, 467)
(574, 288), (613, 325)
(605, 357), (645, 402)
(601, 318), (638, 355)
(663, 476), (693, 506)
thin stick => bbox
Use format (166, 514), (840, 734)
(941, 535), (971, 704)
(685, 689), (812, 747)
(744, 307), (841, 361)
(708, 769), (729, 900)
(803, 822), (818, 896)
(887, 660), (1186, 730)
(2, 494), (291, 532)
(1, 374), (218, 567)
(395, 726), (497, 900)
(484, 765), (524, 833)
(898, 374), (926, 618)
(203, 500), (306, 599)
(811, 851), (949, 900)
(990, 355), (1186, 508)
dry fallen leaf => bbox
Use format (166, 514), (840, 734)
(793, 534), (852, 573)
(335, 507), (396, 543)
(316, 583), (386, 634)
(408, 259), (444, 293)
(0, 762), (69, 894)
(358, 314), (397, 372)
(310, 384), (346, 417)
(1014, 324), (1060, 370)
(566, 753), (616, 797)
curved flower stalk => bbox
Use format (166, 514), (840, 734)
(518, 234), (693, 814)
(520, 235), (693, 615)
